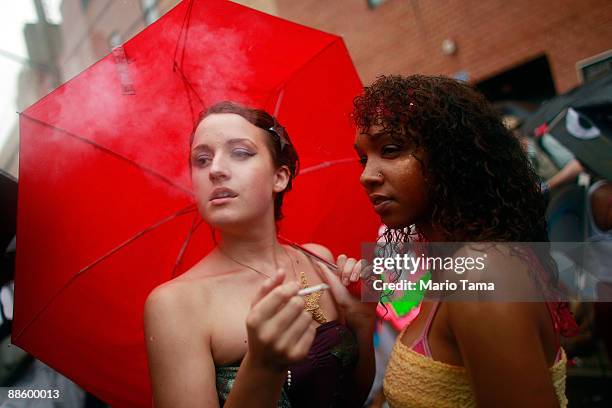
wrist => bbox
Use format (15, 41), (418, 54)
(242, 351), (289, 377)
(226, 352), (287, 407)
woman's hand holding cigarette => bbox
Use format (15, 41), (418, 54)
(244, 270), (317, 372)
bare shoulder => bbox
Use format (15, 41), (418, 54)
(446, 245), (556, 348)
(446, 301), (538, 332)
(144, 269), (221, 407)
(144, 280), (207, 339)
(145, 279), (204, 318)
(452, 243), (543, 297)
(302, 242), (334, 262)
(144, 261), (222, 335)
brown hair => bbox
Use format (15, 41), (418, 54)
(190, 101), (300, 220)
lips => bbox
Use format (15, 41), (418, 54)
(369, 194), (393, 214)
(209, 187), (238, 202)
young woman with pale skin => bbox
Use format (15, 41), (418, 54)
(352, 75), (577, 408)
(143, 102), (376, 408)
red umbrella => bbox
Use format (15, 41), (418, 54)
(14, 0), (379, 406)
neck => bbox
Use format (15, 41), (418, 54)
(216, 217), (283, 275)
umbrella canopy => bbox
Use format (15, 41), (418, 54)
(547, 103), (612, 180)
(522, 73), (612, 180)
(522, 72), (612, 137)
(14, 0), (379, 406)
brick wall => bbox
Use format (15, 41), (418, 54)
(275, 0), (612, 93)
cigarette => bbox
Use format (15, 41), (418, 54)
(298, 283), (329, 296)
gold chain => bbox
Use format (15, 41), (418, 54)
(217, 246), (272, 279)
(219, 244), (327, 324)
(283, 246), (328, 324)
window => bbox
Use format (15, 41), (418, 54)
(108, 31), (122, 50)
(367, 0), (387, 9)
(141, 0), (160, 25)
(577, 49), (612, 83)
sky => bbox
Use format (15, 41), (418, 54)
(0, 0), (62, 160)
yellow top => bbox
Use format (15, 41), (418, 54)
(383, 334), (568, 408)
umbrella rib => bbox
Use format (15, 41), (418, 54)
(273, 89), (285, 117)
(299, 157), (358, 175)
(174, 63), (204, 123)
(13, 203), (198, 343)
(171, 213), (204, 278)
(180, 0), (194, 70)
(273, 36), (342, 103)
(173, 0), (196, 72)
(77, 203), (198, 276)
(174, 63), (204, 105)
(19, 113), (193, 198)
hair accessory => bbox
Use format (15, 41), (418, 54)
(407, 88), (416, 111)
(268, 125), (289, 151)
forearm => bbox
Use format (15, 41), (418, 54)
(224, 353), (287, 408)
(546, 158), (583, 190)
(348, 325), (376, 407)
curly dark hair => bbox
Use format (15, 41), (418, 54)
(190, 101), (300, 220)
(353, 74), (548, 243)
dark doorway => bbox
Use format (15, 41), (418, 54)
(475, 55), (557, 104)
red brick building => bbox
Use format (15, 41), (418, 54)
(274, 0), (612, 102)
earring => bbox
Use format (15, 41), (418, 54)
(377, 172), (383, 178)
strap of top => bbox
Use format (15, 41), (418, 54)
(408, 301), (440, 357)
(546, 302), (565, 362)
(413, 301), (562, 362)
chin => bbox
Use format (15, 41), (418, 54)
(204, 211), (244, 228)
(202, 206), (269, 229)
(380, 213), (413, 231)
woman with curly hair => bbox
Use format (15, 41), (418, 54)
(349, 75), (576, 407)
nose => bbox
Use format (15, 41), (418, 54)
(359, 162), (383, 191)
(209, 154), (229, 182)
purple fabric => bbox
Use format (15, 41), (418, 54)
(286, 320), (358, 407)
(216, 320), (358, 407)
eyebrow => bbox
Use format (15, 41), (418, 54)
(191, 138), (257, 153)
(368, 131), (388, 140)
(353, 130), (387, 151)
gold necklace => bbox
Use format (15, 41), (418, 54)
(281, 246), (328, 325)
(219, 244), (327, 324)
(219, 244), (326, 390)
